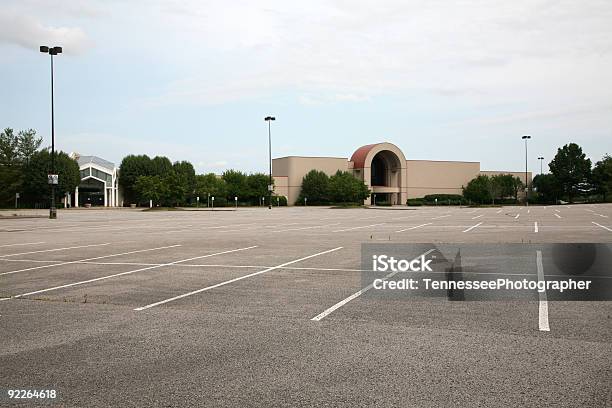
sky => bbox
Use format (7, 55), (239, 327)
(1, 0), (611, 174)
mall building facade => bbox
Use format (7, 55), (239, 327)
(272, 142), (531, 205)
(68, 153), (120, 207)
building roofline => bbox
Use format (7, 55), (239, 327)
(273, 156), (348, 160)
(407, 159), (480, 164)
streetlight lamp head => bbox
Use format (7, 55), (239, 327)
(40, 46), (49, 53)
(52, 46), (63, 54)
(264, 116), (275, 121)
(522, 135), (531, 139)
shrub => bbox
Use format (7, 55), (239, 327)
(406, 199), (424, 206)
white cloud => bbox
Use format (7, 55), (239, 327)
(0, 10), (91, 55)
(127, 0), (612, 108)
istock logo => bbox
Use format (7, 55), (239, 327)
(372, 254), (433, 272)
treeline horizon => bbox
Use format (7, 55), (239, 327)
(119, 154), (286, 207)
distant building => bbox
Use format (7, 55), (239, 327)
(272, 142), (531, 205)
(70, 153), (120, 207)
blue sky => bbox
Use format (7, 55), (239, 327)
(1, 0), (611, 174)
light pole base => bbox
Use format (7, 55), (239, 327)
(268, 205), (272, 209)
(49, 207), (57, 219)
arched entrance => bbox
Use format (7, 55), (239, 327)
(350, 142), (407, 205)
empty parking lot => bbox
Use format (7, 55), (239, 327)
(1, 204), (611, 407)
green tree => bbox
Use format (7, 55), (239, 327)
(18, 129), (42, 162)
(463, 175), (492, 204)
(328, 171), (370, 204)
(246, 173), (270, 205)
(532, 174), (562, 204)
(488, 175), (505, 204)
(195, 173), (226, 201)
(119, 155), (153, 204)
(22, 150), (80, 207)
(151, 156), (173, 177)
(162, 172), (187, 206)
(297, 170), (330, 204)
(592, 154), (612, 202)
(172, 161), (196, 205)
(549, 143), (592, 202)
(134, 175), (166, 205)
(222, 170), (248, 202)
(0, 128), (42, 207)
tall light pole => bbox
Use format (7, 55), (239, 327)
(538, 156), (544, 175)
(40, 45), (62, 219)
(522, 135), (531, 206)
(264, 116), (275, 210)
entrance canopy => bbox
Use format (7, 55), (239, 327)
(71, 153), (119, 207)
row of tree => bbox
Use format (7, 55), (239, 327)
(0, 128), (80, 208)
(119, 155), (281, 206)
(462, 143), (612, 204)
(532, 144), (611, 203)
(296, 170), (371, 205)
(462, 174), (523, 204)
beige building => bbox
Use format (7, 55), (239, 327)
(272, 142), (531, 205)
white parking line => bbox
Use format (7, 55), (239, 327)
(431, 214), (451, 220)
(514, 214), (520, 219)
(496, 209), (503, 214)
(462, 222), (483, 233)
(536, 250), (550, 332)
(534, 222), (538, 233)
(333, 223), (384, 233)
(0, 244), (181, 276)
(395, 223), (432, 233)
(311, 249), (435, 321)
(134, 246), (343, 311)
(0, 246), (257, 301)
(592, 222), (612, 232)
(273, 223), (340, 233)
(554, 213), (562, 219)
(471, 214), (483, 220)
(0, 242), (45, 248)
(0, 243), (111, 258)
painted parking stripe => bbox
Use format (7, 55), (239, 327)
(554, 213), (562, 219)
(431, 214), (451, 220)
(273, 223), (340, 233)
(514, 214), (520, 219)
(395, 223), (432, 233)
(311, 249), (435, 321)
(536, 250), (550, 332)
(0, 246), (256, 300)
(462, 222), (483, 233)
(496, 209), (502, 213)
(534, 222), (538, 233)
(0, 244), (181, 276)
(0, 242), (45, 248)
(333, 223), (384, 233)
(0, 243), (111, 258)
(471, 214), (483, 220)
(592, 222), (612, 232)
(134, 246), (343, 311)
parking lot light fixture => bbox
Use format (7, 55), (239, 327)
(40, 45), (63, 219)
(521, 135), (531, 205)
(264, 116), (275, 210)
